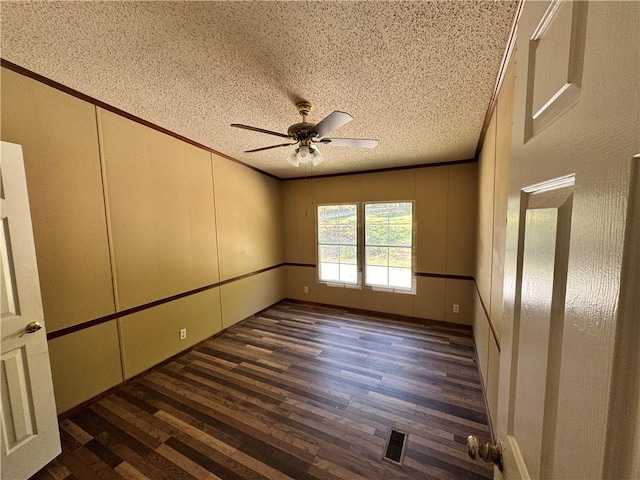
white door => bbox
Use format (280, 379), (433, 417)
(496, 1), (639, 479)
(1, 142), (61, 479)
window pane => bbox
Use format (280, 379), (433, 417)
(365, 224), (388, 246)
(366, 265), (388, 286)
(317, 204), (358, 285)
(318, 205), (342, 224)
(319, 224), (356, 245)
(341, 224), (357, 244)
(323, 225), (342, 244)
(340, 264), (358, 283)
(319, 262), (340, 282)
(364, 203), (388, 223)
(319, 205), (357, 225)
(318, 224), (332, 244)
(388, 203), (412, 223)
(387, 224), (412, 246)
(338, 204), (357, 222)
(364, 202), (413, 289)
(319, 245), (340, 263)
(366, 246), (388, 267)
(340, 245), (356, 264)
(389, 247), (411, 268)
(389, 268), (412, 289)
(319, 210), (340, 225)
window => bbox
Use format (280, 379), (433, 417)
(364, 202), (413, 290)
(317, 204), (358, 285)
(316, 202), (414, 291)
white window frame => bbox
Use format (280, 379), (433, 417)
(316, 203), (360, 287)
(363, 201), (415, 293)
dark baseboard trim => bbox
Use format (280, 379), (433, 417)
(471, 327), (498, 444)
(46, 263), (286, 340)
(282, 298), (473, 332)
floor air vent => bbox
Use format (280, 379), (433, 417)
(383, 428), (407, 465)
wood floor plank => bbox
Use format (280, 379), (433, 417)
(92, 432), (169, 480)
(59, 419), (93, 446)
(310, 457), (370, 480)
(228, 449), (297, 480)
(162, 437), (260, 480)
(89, 403), (163, 451)
(153, 418), (252, 479)
(37, 300), (493, 479)
(154, 443), (214, 480)
(60, 444), (124, 480)
(97, 398), (172, 444)
(143, 372), (320, 462)
(114, 461), (151, 480)
(154, 410), (238, 457)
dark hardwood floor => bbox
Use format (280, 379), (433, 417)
(33, 300), (493, 480)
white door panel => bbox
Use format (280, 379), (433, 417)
(1, 142), (60, 479)
(495, 1), (639, 479)
(502, 178), (574, 479)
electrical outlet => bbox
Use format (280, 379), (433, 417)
(303, 286), (309, 294)
(453, 304), (460, 314)
(179, 328), (187, 340)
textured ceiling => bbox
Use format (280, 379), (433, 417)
(1, 1), (517, 179)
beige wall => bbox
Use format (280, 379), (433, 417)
(47, 321), (122, 416)
(1, 68), (116, 331)
(1, 67), (286, 413)
(472, 59), (515, 431)
(282, 163), (477, 323)
(213, 157), (284, 280)
(220, 267), (285, 329)
(120, 289), (223, 378)
(98, 109), (220, 310)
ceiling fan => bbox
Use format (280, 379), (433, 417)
(231, 102), (378, 167)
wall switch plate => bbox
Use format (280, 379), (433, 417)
(304, 286), (309, 294)
(179, 328), (187, 340)
(453, 304), (460, 314)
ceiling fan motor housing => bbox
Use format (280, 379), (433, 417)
(287, 122), (317, 142)
(288, 101), (316, 142)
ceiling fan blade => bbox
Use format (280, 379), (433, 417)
(312, 111), (353, 138)
(318, 138), (379, 148)
(245, 143), (296, 153)
(231, 123), (291, 139)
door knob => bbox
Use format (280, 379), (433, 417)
(20, 321), (42, 337)
(467, 435), (503, 471)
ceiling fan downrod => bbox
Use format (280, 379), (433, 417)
(296, 101), (312, 123)
(288, 102), (316, 141)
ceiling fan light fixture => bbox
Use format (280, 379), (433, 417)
(298, 145), (310, 159)
(287, 149), (300, 167)
(286, 144), (323, 167)
(310, 144), (324, 166)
